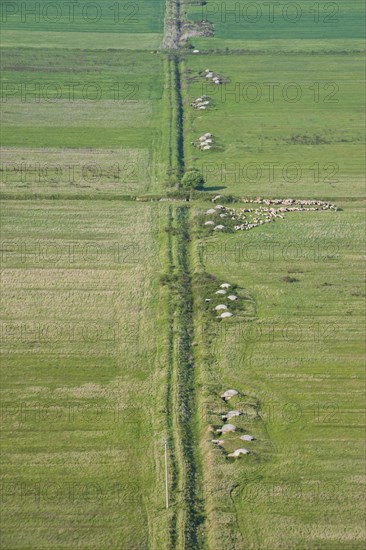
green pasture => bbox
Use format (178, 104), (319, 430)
(187, 0), (365, 42)
(2, 100), (153, 127)
(0, 127), (159, 149)
(193, 197), (365, 548)
(0, 30), (163, 50)
(190, 37), (365, 53)
(1, 48), (164, 100)
(183, 52), (365, 198)
(0, 0), (365, 547)
(1, 0), (165, 33)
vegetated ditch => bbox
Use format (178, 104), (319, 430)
(165, 205), (179, 549)
(175, 206), (204, 548)
(165, 54), (185, 188)
(174, 57), (185, 178)
(162, 205), (205, 549)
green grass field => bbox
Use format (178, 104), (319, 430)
(0, 200), (173, 549)
(0, 5), (171, 547)
(183, 52), (365, 198)
(0, 147), (151, 195)
(187, 0), (365, 44)
(1, 48), (168, 193)
(193, 196), (365, 548)
(0, 30), (163, 50)
(1, 0), (165, 33)
(0, 0), (365, 547)
(182, 1), (365, 547)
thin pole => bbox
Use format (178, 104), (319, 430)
(164, 439), (169, 509)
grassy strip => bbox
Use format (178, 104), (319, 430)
(165, 57), (179, 186)
(0, 192), (137, 201)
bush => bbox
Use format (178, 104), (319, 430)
(181, 169), (205, 190)
(165, 167), (181, 188)
(283, 276), (299, 283)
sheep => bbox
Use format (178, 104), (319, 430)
(221, 410), (241, 421)
(216, 424), (236, 434)
(214, 304), (227, 311)
(228, 448), (249, 458)
(220, 312), (233, 318)
(221, 389), (238, 401)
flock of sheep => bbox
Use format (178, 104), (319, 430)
(192, 132), (215, 151)
(204, 288), (254, 458)
(190, 67), (227, 149)
(203, 197), (338, 232)
(239, 197), (337, 210)
(203, 68), (224, 85)
(190, 67), (337, 462)
(190, 95), (210, 110)
(212, 389), (255, 459)
(205, 281), (238, 319)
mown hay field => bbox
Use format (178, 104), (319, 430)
(0, 31), (163, 50)
(0, 147), (150, 195)
(1, 48), (168, 193)
(1, 0), (166, 50)
(0, 200), (171, 549)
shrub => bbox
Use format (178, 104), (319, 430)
(165, 167), (181, 188)
(283, 276), (299, 283)
(181, 169), (205, 190)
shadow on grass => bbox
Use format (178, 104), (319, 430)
(203, 185), (227, 191)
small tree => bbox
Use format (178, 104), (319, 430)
(181, 169), (205, 191)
